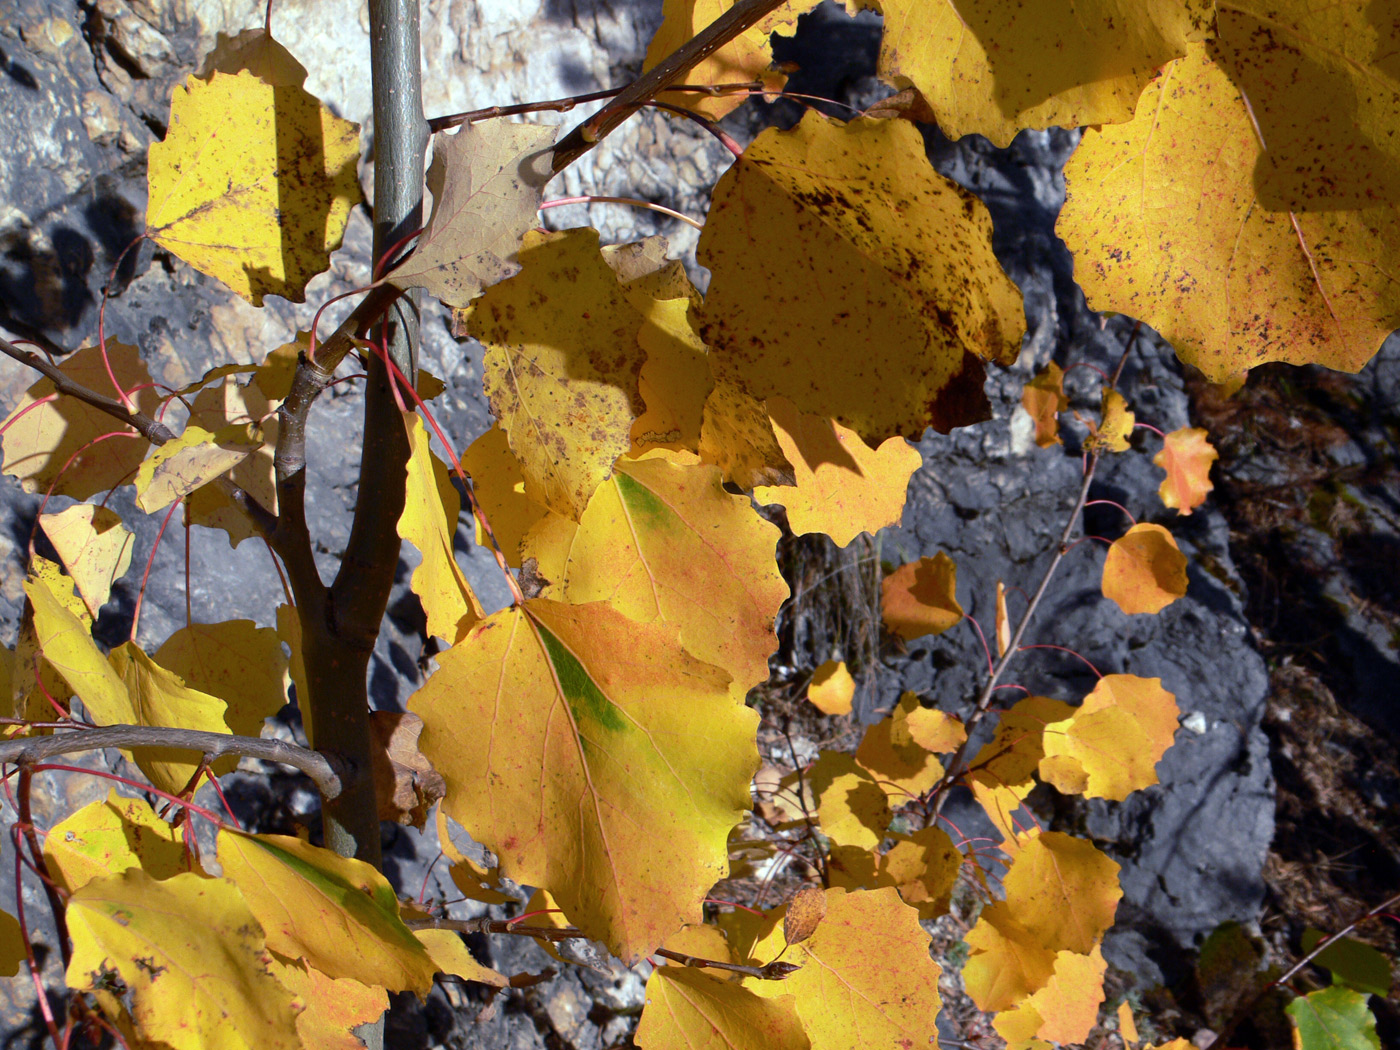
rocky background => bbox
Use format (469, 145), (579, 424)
(1, 0), (1397, 1047)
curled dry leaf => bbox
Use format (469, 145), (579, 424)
(1154, 426), (1217, 515)
(783, 887), (827, 946)
(807, 659), (854, 716)
(881, 552), (964, 640)
(1102, 522), (1188, 615)
(369, 711), (447, 829)
(995, 579), (1011, 657)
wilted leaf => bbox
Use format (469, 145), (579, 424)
(743, 887), (942, 1050)
(1, 342), (158, 500)
(1059, 41), (1400, 383)
(461, 424), (552, 568)
(1039, 675), (1180, 801)
(40, 504), (134, 617)
(398, 414), (483, 645)
(1001, 832), (1122, 956)
(135, 423), (261, 513)
(697, 381), (794, 489)
(854, 692), (944, 800)
(409, 599), (756, 963)
(390, 121), (558, 307)
(699, 113), (1023, 445)
(153, 619), (289, 737)
(808, 751), (891, 850)
(993, 945), (1107, 1045)
(881, 552), (963, 640)
(1155, 426), (1217, 515)
(463, 228), (647, 519)
(217, 831), (437, 995)
(146, 71), (361, 305)
(1102, 523), (1188, 615)
(66, 869), (301, 1050)
(782, 888), (827, 947)
(848, 0), (1211, 146)
(265, 957), (389, 1050)
(545, 451), (787, 699)
(807, 659), (854, 716)
(368, 711), (446, 828)
(43, 792), (190, 894)
(1286, 985), (1381, 1050)
(636, 964), (810, 1050)
(1022, 362), (1067, 447)
(756, 398), (922, 547)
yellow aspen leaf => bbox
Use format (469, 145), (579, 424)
(134, 422), (262, 513)
(409, 598), (756, 964)
(412, 929), (507, 987)
(756, 398), (923, 548)
(1001, 831), (1122, 955)
(879, 825), (961, 921)
(881, 552), (964, 640)
(855, 692), (944, 800)
(784, 887), (827, 946)
(972, 695), (1076, 790)
(39, 504), (133, 618)
(108, 642), (234, 793)
(846, 0), (1211, 146)
(643, 0), (819, 121)
(697, 380), (794, 490)
(660, 922), (735, 966)
(827, 844), (881, 892)
(463, 228), (647, 519)
(743, 887), (943, 1050)
(1059, 41), (1399, 383)
(550, 450), (788, 699)
(43, 792), (190, 894)
(699, 113), (1023, 445)
(146, 71), (360, 305)
(1087, 389), (1135, 454)
(265, 957), (389, 1050)
(1119, 1000), (1140, 1043)
(1022, 362), (1068, 447)
(1040, 675), (1180, 801)
(461, 424), (552, 568)
(964, 901), (1058, 1012)
(636, 965), (811, 1050)
(66, 869), (301, 1050)
(1147, 1042), (1194, 1050)
(1, 342), (158, 500)
(0, 909), (20, 977)
(995, 580), (1011, 657)
(184, 374), (279, 546)
(216, 831), (437, 995)
(153, 619), (289, 738)
(903, 702), (966, 755)
(807, 659), (855, 716)
(1102, 522), (1188, 615)
(26, 574), (129, 726)
(968, 772), (1037, 852)
(808, 751), (891, 850)
(994, 945), (1107, 1045)
(1154, 426), (1217, 515)
(198, 28), (309, 86)
(389, 121), (558, 307)
(628, 295), (713, 456)
(398, 414), (484, 645)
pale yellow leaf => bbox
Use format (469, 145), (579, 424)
(39, 504), (134, 618)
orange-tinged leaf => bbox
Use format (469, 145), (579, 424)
(697, 380), (794, 490)
(971, 695), (1076, 790)
(550, 451), (788, 698)
(1102, 523), (1188, 615)
(398, 414), (483, 644)
(995, 580), (1011, 657)
(808, 751), (891, 850)
(963, 901), (1057, 1012)
(1088, 389), (1135, 454)
(146, 72), (360, 305)
(134, 423), (261, 513)
(65, 869), (301, 1050)
(1155, 426), (1217, 515)
(1040, 675), (1180, 801)
(636, 965), (810, 1050)
(847, 0), (1211, 146)
(463, 228), (647, 519)
(879, 825), (960, 920)
(743, 887), (943, 1050)
(1059, 41), (1400, 383)
(994, 946), (1108, 1045)
(461, 424), (551, 568)
(903, 702), (966, 755)
(153, 619), (289, 738)
(881, 553), (964, 640)
(43, 792), (190, 894)
(644, 0), (819, 121)
(755, 398), (923, 547)
(26, 574), (129, 726)
(0, 909), (20, 977)
(807, 659), (855, 716)
(1, 342), (158, 500)
(216, 831), (437, 995)
(699, 113), (1023, 445)
(1119, 1000), (1140, 1043)
(1001, 832), (1121, 955)
(409, 598), (756, 964)
(855, 692), (945, 799)
(389, 121), (557, 307)
(265, 957), (388, 1050)
(412, 929), (507, 987)
(109, 642), (232, 793)
(1022, 363), (1067, 447)
(783, 887), (827, 946)
(40, 504), (134, 618)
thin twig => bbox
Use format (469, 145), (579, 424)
(16, 763), (72, 969)
(427, 81), (764, 133)
(0, 726), (348, 800)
